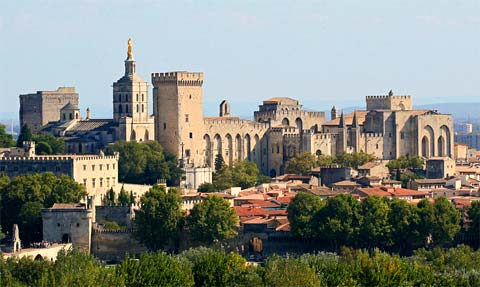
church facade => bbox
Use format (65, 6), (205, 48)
(39, 39), (154, 153)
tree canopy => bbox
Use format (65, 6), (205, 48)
(0, 124), (15, 148)
(106, 140), (183, 186)
(134, 185), (184, 251)
(386, 155), (424, 170)
(32, 133), (65, 155)
(211, 160), (270, 191)
(286, 152), (377, 175)
(16, 124), (32, 147)
(187, 195), (238, 244)
(288, 193), (462, 252)
(0, 173), (86, 243)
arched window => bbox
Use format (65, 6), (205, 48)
(69, 113), (73, 120)
(136, 104), (139, 112)
(142, 104), (144, 113)
(142, 94), (144, 101)
(125, 95), (129, 102)
(118, 94), (122, 102)
(125, 105), (129, 113)
(119, 104), (123, 113)
(136, 94), (139, 101)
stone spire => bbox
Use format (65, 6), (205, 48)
(331, 106), (337, 120)
(388, 89), (394, 97)
(125, 38), (136, 75)
(339, 112), (345, 128)
(12, 224), (21, 253)
(352, 111), (358, 128)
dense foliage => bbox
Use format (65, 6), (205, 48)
(188, 195), (239, 244)
(386, 155), (424, 170)
(208, 160), (270, 191)
(0, 173), (86, 243)
(0, 123), (15, 148)
(5, 246), (480, 286)
(105, 141), (183, 186)
(288, 193), (461, 253)
(15, 124), (65, 154)
(286, 152), (377, 175)
(134, 185), (185, 250)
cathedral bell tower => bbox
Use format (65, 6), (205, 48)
(112, 39), (154, 142)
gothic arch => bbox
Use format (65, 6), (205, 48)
(437, 136), (445, 157)
(144, 130), (149, 141)
(254, 134), (260, 163)
(421, 136), (429, 158)
(282, 118), (290, 126)
(440, 125), (451, 157)
(204, 134), (212, 167)
(295, 118), (303, 132)
(131, 130), (136, 141)
(226, 134), (233, 166)
(235, 134), (242, 161)
(423, 125), (435, 157)
(214, 134), (222, 160)
(245, 134), (251, 161)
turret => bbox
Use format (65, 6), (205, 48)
(219, 100), (230, 117)
(352, 111), (358, 128)
(331, 106), (337, 120)
(339, 112), (345, 128)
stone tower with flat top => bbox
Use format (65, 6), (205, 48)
(152, 72), (205, 167)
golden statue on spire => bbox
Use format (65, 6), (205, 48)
(127, 38), (133, 59)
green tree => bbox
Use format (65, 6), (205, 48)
(180, 247), (259, 287)
(264, 255), (322, 287)
(214, 153), (225, 172)
(198, 182), (216, 193)
(187, 195), (238, 244)
(117, 252), (194, 287)
(103, 187), (116, 206)
(16, 124), (32, 147)
(32, 133), (65, 154)
(286, 152), (318, 175)
(288, 192), (325, 239)
(467, 201), (480, 236)
(418, 198), (461, 247)
(386, 155), (424, 170)
(106, 140), (183, 186)
(231, 161), (260, 189)
(0, 124), (15, 148)
(359, 196), (392, 249)
(316, 194), (362, 248)
(134, 185), (184, 250)
(0, 173), (86, 243)
(388, 198), (422, 252)
(35, 141), (53, 155)
(118, 186), (130, 206)
(334, 152), (376, 169)
(317, 154), (336, 166)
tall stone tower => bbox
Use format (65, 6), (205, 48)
(152, 72), (205, 167)
(113, 39), (154, 141)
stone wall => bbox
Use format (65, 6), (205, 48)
(91, 229), (147, 262)
(95, 206), (132, 227)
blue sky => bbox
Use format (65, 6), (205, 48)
(1, 0), (480, 119)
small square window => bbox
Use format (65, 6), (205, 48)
(185, 114), (189, 123)
(185, 149), (191, 157)
(92, 165), (95, 171)
(189, 132), (193, 139)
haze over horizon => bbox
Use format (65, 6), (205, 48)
(2, 0), (480, 119)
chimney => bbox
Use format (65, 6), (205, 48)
(86, 108), (91, 120)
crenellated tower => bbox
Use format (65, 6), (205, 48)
(152, 71), (205, 167)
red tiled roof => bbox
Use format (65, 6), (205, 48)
(233, 206), (287, 217)
(355, 188), (391, 197)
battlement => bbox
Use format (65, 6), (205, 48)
(254, 110), (325, 119)
(365, 95), (411, 100)
(366, 91), (412, 111)
(152, 71), (204, 86)
(0, 154), (119, 162)
(359, 132), (383, 138)
(204, 118), (270, 130)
